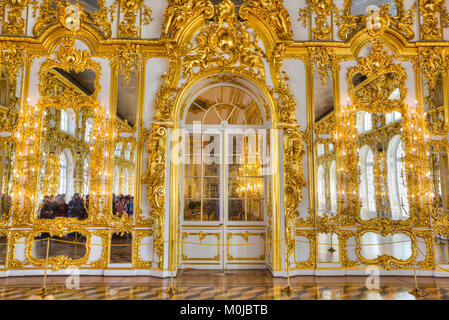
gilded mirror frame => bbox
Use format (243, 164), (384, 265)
(29, 36), (106, 226)
(25, 226), (91, 270)
(355, 228), (417, 269)
(345, 41), (418, 227)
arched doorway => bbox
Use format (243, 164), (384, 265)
(177, 81), (273, 269)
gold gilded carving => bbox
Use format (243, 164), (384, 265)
(240, 0), (293, 40)
(356, 229), (416, 270)
(26, 226), (91, 271)
(117, 0), (152, 38)
(347, 42), (407, 113)
(336, 1), (416, 41)
(181, 232), (220, 261)
(298, 0), (337, 40)
(419, 0), (449, 40)
(227, 232), (266, 261)
(0, 42), (25, 131)
(419, 47), (449, 91)
(339, 229), (358, 268)
(32, 0), (113, 38)
(142, 125), (167, 268)
(309, 47), (341, 85)
(181, 0), (266, 81)
(133, 230), (153, 268)
(110, 43), (140, 84)
(2, 0), (29, 35)
(162, 0), (214, 38)
(7, 230), (28, 269)
(90, 230), (109, 268)
(294, 229), (316, 268)
(414, 230), (434, 269)
(284, 127), (307, 264)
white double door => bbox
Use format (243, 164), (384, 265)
(179, 127), (269, 269)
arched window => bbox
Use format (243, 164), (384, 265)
(59, 152), (67, 195)
(113, 166), (119, 195)
(124, 169), (129, 195)
(60, 110), (68, 132)
(359, 146), (376, 218)
(125, 142), (131, 161)
(386, 111), (402, 125)
(364, 112), (372, 131)
(317, 165), (326, 214)
(317, 144), (324, 157)
(83, 157), (90, 195)
(115, 142), (122, 158)
(330, 161), (337, 213)
(388, 136), (409, 218)
(67, 109), (76, 135)
(356, 111), (372, 133)
(84, 118), (93, 143)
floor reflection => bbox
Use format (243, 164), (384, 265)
(110, 234), (132, 263)
(0, 270), (447, 300)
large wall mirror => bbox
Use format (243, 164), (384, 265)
(423, 70), (447, 133)
(33, 38), (104, 224)
(0, 141), (15, 222)
(313, 67), (338, 217)
(35, 104), (97, 222)
(346, 42), (414, 223)
(113, 70), (137, 220)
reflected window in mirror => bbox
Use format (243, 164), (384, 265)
(387, 136), (409, 218)
(330, 161), (337, 213)
(356, 111), (373, 134)
(317, 144), (325, 157)
(58, 149), (74, 197)
(428, 146), (449, 213)
(113, 166), (119, 195)
(83, 157), (90, 195)
(385, 111), (402, 125)
(359, 146), (376, 219)
(115, 142), (122, 157)
(84, 118), (93, 143)
(317, 165), (326, 215)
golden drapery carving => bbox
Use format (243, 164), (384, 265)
(142, 126), (167, 269)
(284, 128), (307, 265)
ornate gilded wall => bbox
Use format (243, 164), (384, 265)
(0, 0), (448, 277)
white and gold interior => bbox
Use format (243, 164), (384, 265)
(0, 0), (449, 278)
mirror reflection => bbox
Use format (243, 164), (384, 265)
(0, 67), (21, 130)
(36, 106), (94, 220)
(424, 72), (445, 132)
(32, 232), (87, 260)
(435, 234), (449, 264)
(113, 70), (138, 217)
(0, 234), (6, 265)
(317, 233), (339, 263)
(356, 110), (409, 220)
(428, 144), (449, 214)
(0, 141), (14, 220)
(110, 232), (132, 263)
(315, 141), (337, 216)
